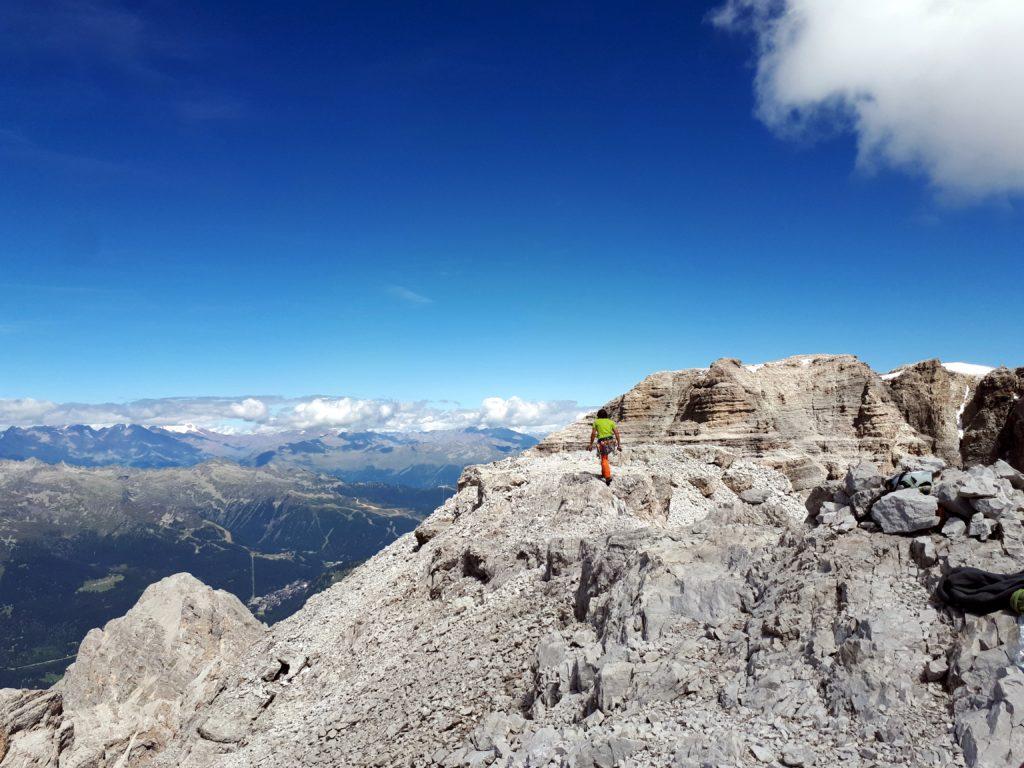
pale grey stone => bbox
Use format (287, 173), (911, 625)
(781, 742), (813, 766)
(750, 742), (775, 763)
(993, 459), (1024, 490)
(971, 493), (1019, 518)
(899, 455), (946, 474)
(870, 489), (940, 533)
(968, 513), (997, 541)
(910, 536), (938, 567)
(924, 657), (948, 682)
(935, 471), (975, 519)
(740, 488), (771, 505)
(846, 461), (885, 496)
(960, 474), (1000, 499)
(942, 516), (967, 538)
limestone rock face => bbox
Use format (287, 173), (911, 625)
(540, 356), (1024, 489)
(4, 448), (1024, 767)
(131, 450), (1022, 768)
(962, 367), (1024, 468)
(538, 355), (929, 489)
(1006, 399), (1024, 470)
(886, 359), (979, 467)
(0, 573), (263, 768)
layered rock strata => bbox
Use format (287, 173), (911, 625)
(961, 367), (1024, 469)
(538, 355), (928, 490)
(539, 355), (1023, 489)
(885, 359), (980, 467)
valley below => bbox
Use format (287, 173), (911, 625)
(0, 460), (423, 688)
(0, 426), (536, 688)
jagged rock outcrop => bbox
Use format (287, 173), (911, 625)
(811, 457), (1024, 767)
(540, 356), (1023, 489)
(1007, 401), (1024, 471)
(538, 355), (929, 490)
(962, 367), (1024, 469)
(0, 574), (263, 768)
(8, 445), (1023, 768)
(885, 359), (979, 467)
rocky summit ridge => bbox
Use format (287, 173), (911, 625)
(540, 355), (1022, 490)
(2, 354), (1024, 768)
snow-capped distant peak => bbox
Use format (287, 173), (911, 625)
(159, 423), (204, 434)
(942, 362), (995, 377)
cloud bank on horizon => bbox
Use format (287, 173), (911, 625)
(715, 0), (1024, 199)
(0, 394), (589, 436)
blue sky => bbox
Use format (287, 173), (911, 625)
(1, 0), (1021, 415)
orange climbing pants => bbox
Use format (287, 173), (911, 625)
(597, 439), (614, 480)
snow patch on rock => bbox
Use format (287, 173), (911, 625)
(942, 362), (995, 377)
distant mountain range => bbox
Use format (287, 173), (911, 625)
(0, 425), (538, 487)
(0, 424), (539, 687)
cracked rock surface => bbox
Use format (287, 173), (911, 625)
(0, 573), (262, 768)
(6, 444), (1024, 767)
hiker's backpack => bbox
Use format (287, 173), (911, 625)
(886, 470), (934, 495)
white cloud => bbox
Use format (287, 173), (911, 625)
(230, 397), (268, 421)
(478, 396), (565, 431)
(714, 0), (1024, 199)
(289, 397), (399, 430)
(0, 393), (588, 436)
(0, 397), (57, 423)
(385, 285), (433, 305)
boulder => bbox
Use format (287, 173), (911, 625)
(942, 517), (967, 539)
(819, 505), (857, 533)
(899, 454), (947, 474)
(739, 488), (771, 505)
(910, 537), (938, 568)
(846, 461), (885, 497)
(993, 459), (1024, 490)
(870, 489), (941, 534)
(934, 471), (975, 519)
(970, 494), (1018, 519)
(924, 657), (949, 682)
(968, 513), (997, 541)
(596, 662), (633, 712)
(688, 475), (717, 498)
(960, 473), (1000, 499)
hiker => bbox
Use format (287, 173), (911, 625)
(588, 409), (622, 485)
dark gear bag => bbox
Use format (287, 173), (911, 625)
(935, 566), (1024, 614)
(886, 470), (934, 494)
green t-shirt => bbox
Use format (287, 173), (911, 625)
(593, 418), (616, 440)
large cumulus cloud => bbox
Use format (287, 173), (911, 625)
(714, 0), (1024, 199)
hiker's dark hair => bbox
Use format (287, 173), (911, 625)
(597, 409), (609, 419)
